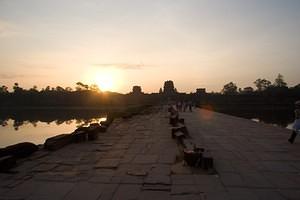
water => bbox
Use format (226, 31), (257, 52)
(215, 108), (295, 130)
(0, 108), (107, 148)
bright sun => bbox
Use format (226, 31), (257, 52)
(86, 68), (122, 92)
(95, 74), (115, 91)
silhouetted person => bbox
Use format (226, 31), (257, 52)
(288, 101), (300, 144)
(188, 101), (193, 112)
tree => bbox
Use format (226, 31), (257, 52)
(89, 84), (100, 92)
(222, 82), (238, 94)
(65, 87), (73, 92)
(13, 82), (23, 93)
(0, 85), (8, 93)
(254, 78), (271, 91)
(273, 73), (287, 87)
(76, 82), (89, 91)
(159, 88), (163, 94)
(55, 86), (65, 92)
(29, 85), (38, 92)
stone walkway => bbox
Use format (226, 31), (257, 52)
(0, 107), (299, 200)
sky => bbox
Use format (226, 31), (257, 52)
(0, 0), (300, 93)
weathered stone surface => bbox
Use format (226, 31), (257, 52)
(32, 163), (57, 172)
(44, 134), (72, 150)
(0, 155), (16, 172)
(133, 155), (158, 164)
(144, 175), (171, 185)
(64, 182), (103, 200)
(1, 107), (299, 200)
(139, 191), (171, 200)
(0, 142), (38, 158)
(112, 184), (141, 200)
(94, 159), (120, 169)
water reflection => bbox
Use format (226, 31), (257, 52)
(215, 108), (294, 129)
(0, 108), (107, 147)
(0, 117), (107, 131)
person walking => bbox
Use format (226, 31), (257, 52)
(288, 100), (300, 144)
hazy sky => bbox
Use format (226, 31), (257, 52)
(0, 0), (300, 93)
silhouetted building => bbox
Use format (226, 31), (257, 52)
(163, 80), (176, 95)
(196, 88), (206, 95)
(132, 85), (142, 95)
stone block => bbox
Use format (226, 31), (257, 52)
(0, 142), (38, 158)
(0, 156), (16, 172)
(44, 134), (72, 151)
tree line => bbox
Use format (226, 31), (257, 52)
(0, 74), (299, 108)
(221, 74), (299, 94)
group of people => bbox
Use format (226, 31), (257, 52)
(289, 100), (300, 144)
(176, 101), (193, 112)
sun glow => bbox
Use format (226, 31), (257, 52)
(85, 67), (122, 92)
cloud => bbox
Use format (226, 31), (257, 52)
(0, 20), (18, 38)
(92, 63), (146, 70)
(0, 74), (25, 79)
(0, 73), (45, 79)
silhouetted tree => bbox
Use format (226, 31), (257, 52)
(222, 82), (238, 94)
(273, 73), (287, 87)
(76, 82), (89, 91)
(89, 84), (100, 92)
(0, 85), (8, 93)
(55, 86), (65, 92)
(254, 78), (271, 91)
(65, 87), (73, 92)
(29, 85), (38, 92)
(13, 82), (23, 93)
(159, 88), (163, 94)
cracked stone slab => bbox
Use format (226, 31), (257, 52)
(133, 155), (158, 164)
(144, 175), (171, 185)
(142, 184), (171, 191)
(31, 163), (57, 172)
(94, 159), (120, 169)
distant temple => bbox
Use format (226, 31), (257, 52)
(163, 80), (177, 95)
(196, 88), (206, 95)
(132, 85), (142, 95)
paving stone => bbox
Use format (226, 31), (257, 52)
(139, 191), (171, 200)
(0, 180), (37, 199)
(200, 191), (231, 200)
(94, 159), (120, 169)
(89, 175), (112, 183)
(262, 172), (300, 189)
(171, 162), (192, 174)
(278, 189), (300, 200)
(226, 188), (260, 200)
(112, 184), (141, 200)
(171, 194), (201, 200)
(219, 173), (245, 187)
(193, 175), (225, 192)
(241, 173), (273, 188)
(28, 182), (74, 200)
(253, 189), (286, 200)
(171, 185), (200, 195)
(150, 164), (171, 175)
(142, 184), (171, 191)
(144, 175), (171, 185)
(64, 182), (102, 200)
(32, 163), (58, 172)
(133, 155), (158, 164)
(98, 184), (119, 200)
(171, 175), (196, 185)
